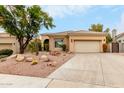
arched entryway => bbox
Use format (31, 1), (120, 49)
(44, 39), (49, 51)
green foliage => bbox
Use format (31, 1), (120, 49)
(28, 41), (38, 53)
(104, 28), (112, 43)
(0, 49), (13, 59)
(0, 55), (8, 59)
(89, 23), (103, 32)
(0, 5), (55, 53)
(28, 41), (36, 53)
(0, 49), (13, 56)
(35, 38), (42, 51)
(89, 24), (112, 43)
(27, 38), (42, 55)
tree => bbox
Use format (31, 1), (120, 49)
(89, 23), (103, 32)
(0, 5), (55, 54)
(104, 28), (112, 43)
(89, 24), (112, 43)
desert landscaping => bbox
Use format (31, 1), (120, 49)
(0, 51), (74, 78)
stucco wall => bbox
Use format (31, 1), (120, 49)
(47, 35), (106, 52)
(116, 36), (124, 52)
(116, 36), (124, 43)
(0, 33), (19, 53)
(49, 36), (69, 51)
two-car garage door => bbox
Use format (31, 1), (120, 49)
(0, 43), (13, 50)
(74, 41), (100, 53)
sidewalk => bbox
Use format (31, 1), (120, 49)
(0, 74), (52, 88)
(0, 74), (109, 88)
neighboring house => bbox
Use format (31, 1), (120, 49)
(115, 32), (124, 52)
(0, 32), (19, 53)
(40, 30), (106, 53)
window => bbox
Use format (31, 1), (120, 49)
(55, 38), (64, 48)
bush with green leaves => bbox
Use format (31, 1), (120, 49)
(0, 55), (8, 59)
(0, 49), (13, 56)
(28, 41), (37, 53)
(28, 39), (42, 55)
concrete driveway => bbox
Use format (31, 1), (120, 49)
(47, 53), (124, 88)
(1, 53), (124, 88)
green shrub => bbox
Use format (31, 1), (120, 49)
(61, 44), (66, 51)
(0, 55), (8, 59)
(0, 49), (13, 56)
(28, 39), (42, 55)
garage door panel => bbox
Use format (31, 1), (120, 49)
(0, 44), (13, 50)
(74, 41), (100, 53)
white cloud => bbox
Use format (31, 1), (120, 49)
(101, 5), (123, 12)
(116, 13), (124, 34)
(42, 5), (92, 18)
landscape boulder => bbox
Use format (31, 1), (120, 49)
(25, 57), (33, 62)
(67, 51), (72, 54)
(47, 61), (57, 67)
(31, 59), (38, 65)
(40, 55), (49, 62)
(0, 58), (7, 62)
(50, 51), (61, 56)
(16, 54), (25, 62)
(7, 54), (17, 59)
(63, 53), (66, 56)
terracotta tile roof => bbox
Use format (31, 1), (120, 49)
(41, 30), (106, 36)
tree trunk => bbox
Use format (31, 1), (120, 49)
(18, 38), (25, 54)
(19, 46), (25, 54)
(18, 37), (32, 54)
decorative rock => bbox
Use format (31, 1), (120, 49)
(31, 61), (38, 65)
(0, 58), (7, 62)
(63, 54), (66, 56)
(47, 61), (57, 67)
(46, 52), (49, 55)
(40, 55), (49, 62)
(67, 51), (72, 54)
(25, 57), (33, 62)
(7, 54), (17, 59)
(16, 54), (25, 62)
(31, 59), (38, 65)
(50, 51), (61, 56)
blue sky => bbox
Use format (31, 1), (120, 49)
(0, 5), (124, 34)
(40, 5), (124, 34)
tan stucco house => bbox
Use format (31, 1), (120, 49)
(40, 30), (106, 53)
(115, 32), (124, 52)
(0, 32), (19, 53)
